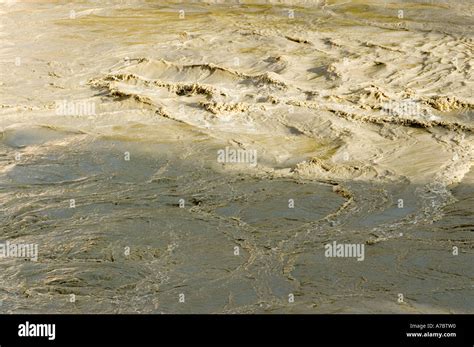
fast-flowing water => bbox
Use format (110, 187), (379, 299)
(0, 0), (472, 313)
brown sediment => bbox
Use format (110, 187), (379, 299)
(199, 101), (250, 114)
(422, 96), (473, 112)
(285, 35), (312, 45)
(90, 73), (219, 98)
(327, 109), (473, 132)
(293, 157), (379, 180)
(107, 88), (155, 106)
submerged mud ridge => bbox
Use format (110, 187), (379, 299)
(0, 0), (473, 313)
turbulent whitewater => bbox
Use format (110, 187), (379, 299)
(0, 0), (473, 313)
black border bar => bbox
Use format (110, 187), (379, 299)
(0, 314), (472, 345)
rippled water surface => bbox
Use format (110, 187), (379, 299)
(0, 0), (473, 313)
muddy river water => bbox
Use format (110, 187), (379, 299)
(0, 0), (473, 313)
